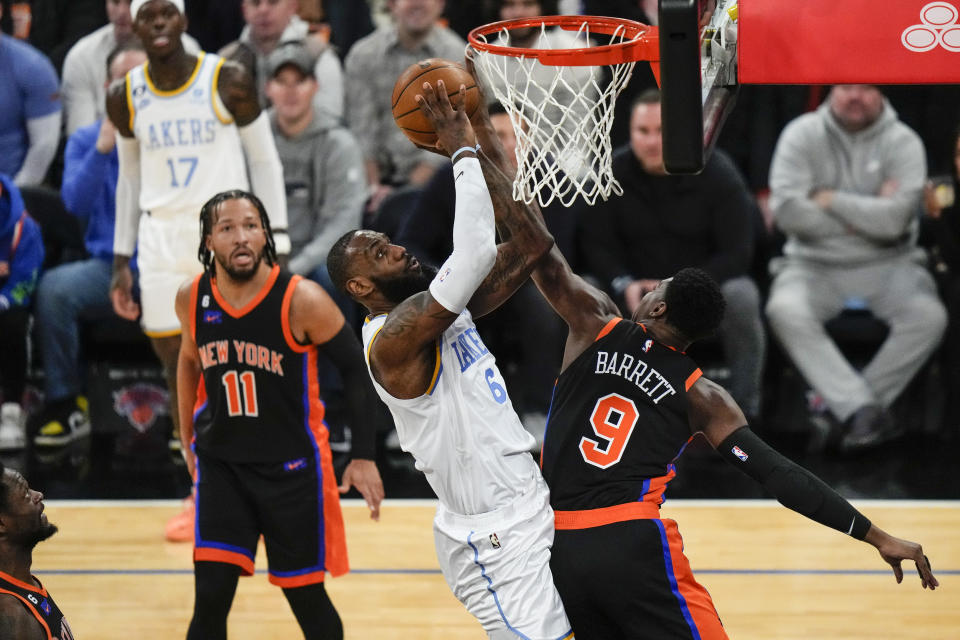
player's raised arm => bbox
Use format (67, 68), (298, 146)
(463, 59), (618, 366)
(288, 278), (384, 520)
(349, 80), (496, 398)
(689, 376), (938, 590)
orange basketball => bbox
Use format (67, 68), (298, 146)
(391, 58), (480, 148)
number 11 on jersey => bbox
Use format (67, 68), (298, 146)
(222, 370), (259, 417)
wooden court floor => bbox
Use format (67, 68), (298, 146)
(31, 499), (958, 639)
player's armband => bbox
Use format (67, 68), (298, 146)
(717, 426), (872, 539)
(428, 157), (497, 313)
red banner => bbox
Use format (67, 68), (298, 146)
(739, 0), (960, 84)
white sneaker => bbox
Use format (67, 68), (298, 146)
(0, 403), (26, 451)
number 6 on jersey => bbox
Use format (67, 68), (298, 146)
(580, 393), (639, 469)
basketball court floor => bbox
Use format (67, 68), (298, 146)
(36, 500), (958, 638)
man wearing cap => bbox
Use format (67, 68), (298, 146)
(104, 0), (288, 542)
(265, 42), (364, 296)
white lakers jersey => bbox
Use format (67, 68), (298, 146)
(126, 52), (248, 218)
(362, 311), (539, 516)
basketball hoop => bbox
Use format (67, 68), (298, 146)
(468, 16), (658, 208)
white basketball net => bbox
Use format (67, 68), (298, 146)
(470, 21), (641, 208)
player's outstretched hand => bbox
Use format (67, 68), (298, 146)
(339, 459), (385, 521)
(866, 527), (938, 590)
(415, 79), (476, 156)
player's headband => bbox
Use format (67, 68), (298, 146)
(131, 0), (185, 21)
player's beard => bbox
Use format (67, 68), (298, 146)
(372, 263), (438, 305)
(22, 521), (58, 550)
(215, 247), (263, 282)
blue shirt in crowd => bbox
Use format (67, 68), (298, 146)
(0, 35), (61, 178)
(61, 119), (125, 263)
(0, 173), (44, 309)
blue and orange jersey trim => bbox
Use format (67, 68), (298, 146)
(188, 274), (202, 342)
(0, 586), (54, 639)
(655, 519), (727, 639)
(213, 264), (279, 320)
(595, 316), (622, 341)
(298, 345), (348, 581)
(554, 501), (660, 529)
(640, 465), (677, 505)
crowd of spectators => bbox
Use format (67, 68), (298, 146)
(0, 0), (959, 461)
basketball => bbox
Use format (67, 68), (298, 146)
(391, 58), (480, 148)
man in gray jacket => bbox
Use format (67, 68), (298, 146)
(766, 84), (946, 451)
(266, 41), (365, 297)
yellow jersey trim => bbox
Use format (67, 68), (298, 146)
(210, 57), (233, 124)
(365, 324), (385, 362)
(426, 342), (442, 395)
(125, 73), (135, 132)
(144, 51), (205, 97)
(144, 327), (182, 339)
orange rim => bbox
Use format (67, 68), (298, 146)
(467, 15), (658, 66)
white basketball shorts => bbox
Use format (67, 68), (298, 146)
(433, 475), (574, 640)
(137, 212), (204, 336)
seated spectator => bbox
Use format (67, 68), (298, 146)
(395, 102), (580, 444)
(222, 0), (344, 121)
(344, 0), (466, 214)
(0, 7), (61, 187)
(0, 173), (44, 451)
(31, 43), (147, 448)
(580, 89), (767, 421)
(61, 0), (199, 135)
(766, 85), (947, 451)
(265, 42), (364, 312)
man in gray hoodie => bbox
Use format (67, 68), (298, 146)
(265, 42), (365, 293)
(766, 84), (946, 451)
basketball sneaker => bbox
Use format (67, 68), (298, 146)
(165, 495), (195, 543)
(0, 402), (26, 451)
(34, 396), (91, 447)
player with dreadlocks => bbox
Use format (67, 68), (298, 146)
(196, 189), (279, 274)
(174, 189), (384, 640)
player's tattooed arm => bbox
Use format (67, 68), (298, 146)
(467, 154), (554, 317)
(370, 290), (458, 399)
(216, 60), (261, 127)
(533, 245), (621, 371)
(0, 599), (47, 640)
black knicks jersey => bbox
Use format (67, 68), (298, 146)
(190, 265), (327, 462)
(541, 318), (702, 511)
(0, 570), (74, 639)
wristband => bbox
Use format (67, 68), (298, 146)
(451, 144), (480, 164)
